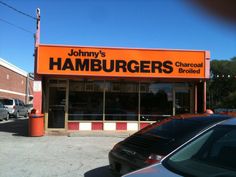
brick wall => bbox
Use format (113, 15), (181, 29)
(0, 65), (33, 103)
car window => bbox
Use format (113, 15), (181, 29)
(15, 99), (19, 105)
(164, 125), (236, 176)
(0, 103), (3, 108)
(0, 99), (13, 105)
(19, 100), (24, 106)
(203, 129), (236, 168)
(0, 99), (27, 106)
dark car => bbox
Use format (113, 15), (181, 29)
(0, 98), (28, 118)
(0, 102), (9, 120)
(109, 114), (232, 176)
(124, 118), (236, 177)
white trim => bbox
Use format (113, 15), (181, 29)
(79, 123), (92, 131)
(0, 58), (28, 77)
(0, 89), (33, 97)
(127, 123), (138, 131)
(104, 123), (116, 131)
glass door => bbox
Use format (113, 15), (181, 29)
(48, 86), (66, 129)
(174, 89), (191, 115)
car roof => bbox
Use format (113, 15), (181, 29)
(172, 113), (230, 120)
(157, 114), (232, 124)
(219, 117), (236, 125)
(138, 114), (233, 134)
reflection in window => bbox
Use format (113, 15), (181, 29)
(105, 82), (138, 121)
(67, 80), (191, 121)
(140, 83), (172, 121)
(175, 90), (190, 114)
(68, 80), (103, 120)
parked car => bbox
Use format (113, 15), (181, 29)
(109, 114), (232, 176)
(0, 102), (9, 120)
(123, 118), (236, 177)
(25, 104), (33, 114)
(0, 98), (28, 118)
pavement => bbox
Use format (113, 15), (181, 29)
(0, 117), (129, 177)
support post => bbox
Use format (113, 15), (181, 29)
(33, 8), (42, 113)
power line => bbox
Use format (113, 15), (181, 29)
(0, 0), (36, 20)
(0, 17), (33, 34)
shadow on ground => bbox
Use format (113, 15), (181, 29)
(84, 165), (117, 177)
(0, 117), (28, 136)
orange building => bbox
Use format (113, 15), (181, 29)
(34, 44), (210, 133)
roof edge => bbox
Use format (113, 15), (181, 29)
(0, 58), (28, 77)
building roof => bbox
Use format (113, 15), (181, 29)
(0, 58), (28, 77)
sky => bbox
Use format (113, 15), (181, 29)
(0, 0), (236, 73)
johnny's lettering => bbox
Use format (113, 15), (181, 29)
(68, 49), (106, 58)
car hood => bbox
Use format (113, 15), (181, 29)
(120, 133), (175, 157)
(123, 163), (181, 177)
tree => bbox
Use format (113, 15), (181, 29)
(207, 57), (236, 109)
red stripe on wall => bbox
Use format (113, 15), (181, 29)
(33, 91), (42, 113)
(68, 122), (79, 130)
(140, 123), (150, 129)
(92, 122), (103, 130)
(116, 122), (127, 130)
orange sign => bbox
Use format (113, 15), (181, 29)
(37, 45), (209, 78)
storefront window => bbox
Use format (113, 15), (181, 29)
(140, 83), (173, 121)
(68, 80), (103, 120)
(66, 80), (191, 122)
(175, 89), (190, 114)
(105, 81), (139, 121)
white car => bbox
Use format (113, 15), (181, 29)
(123, 118), (236, 177)
(0, 98), (28, 118)
(0, 102), (9, 120)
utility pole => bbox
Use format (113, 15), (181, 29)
(33, 8), (42, 113)
(35, 8), (40, 47)
(25, 73), (29, 104)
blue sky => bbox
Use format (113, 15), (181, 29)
(0, 0), (236, 72)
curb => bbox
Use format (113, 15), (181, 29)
(68, 131), (136, 138)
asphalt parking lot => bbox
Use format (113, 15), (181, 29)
(0, 118), (126, 177)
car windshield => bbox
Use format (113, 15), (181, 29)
(141, 116), (230, 140)
(0, 99), (13, 105)
(163, 124), (236, 177)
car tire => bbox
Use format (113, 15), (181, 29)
(15, 112), (19, 118)
(24, 112), (28, 117)
(5, 114), (9, 121)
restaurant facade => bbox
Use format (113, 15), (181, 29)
(34, 44), (210, 133)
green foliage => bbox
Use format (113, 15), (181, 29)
(221, 91), (236, 108)
(208, 57), (236, 109)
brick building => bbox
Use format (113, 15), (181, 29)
(0, 58), (34, 103)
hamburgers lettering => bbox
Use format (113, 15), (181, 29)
(49, 57), (173, 74)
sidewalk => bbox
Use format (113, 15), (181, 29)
(68, 130), (136, 138)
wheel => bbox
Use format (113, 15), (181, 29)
(5, 114), (9, 121)
(24, 112), (28, 117)
(15, 112), (19, 118)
